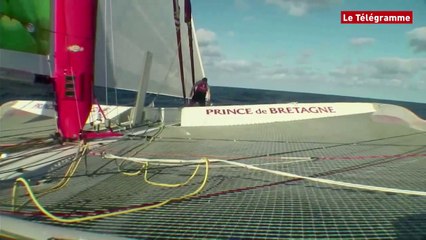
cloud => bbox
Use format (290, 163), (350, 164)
(371, 58), (426, 74)
(243, 16), (256, 21)
(227, 31), (235, 37)
(214, 59), (261, 73)
(416, 77), (426, 90)
(407, 27), (426, 53)
(196, 28), (217, 47)
(269, 51), (286, 61)
(350, 37), (375, 46)
(235, 0), (250, 11)
(200, 36), (425, 102)
(200, 45), (222, 58)
(195, 27), (424, 101)
(196, 28), (262, 73)
(205, 52), (425, 102)
(265, 0), (339, 16)
(329, 57), (426, 88)
(196, 28), (223, 64)
(297, 49), (314, 64)
(268, 66), (319, 79)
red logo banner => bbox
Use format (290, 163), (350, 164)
(341, 11), (413, 24)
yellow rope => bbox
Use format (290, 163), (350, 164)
(144, 162), (200, 187)
(44, 144), (88, 192)
(13, 143), (88, 210)
(118, 160), (200, 187)
(118, 160), (145, 176)
(11, 158), (209, 223)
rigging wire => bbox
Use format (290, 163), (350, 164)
(68, 67), (83, 133)
(149, 46), (181, 106)
(103, 0), (109, 107)
(108, 0), (120, 119)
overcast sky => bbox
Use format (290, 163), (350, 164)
(192, 0), (426, 103)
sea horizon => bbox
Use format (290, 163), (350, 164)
(1, 79), (425, 119)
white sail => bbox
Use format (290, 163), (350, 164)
(94, 0), (205, 98)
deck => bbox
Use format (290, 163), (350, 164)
(0, 103), (425, 239)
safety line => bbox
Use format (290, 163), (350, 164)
(105, 154), (426, 197)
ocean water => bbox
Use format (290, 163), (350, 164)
(210, 86), (426, 120)
(1, 80), (425, 119)
(105, 86), (426, 119)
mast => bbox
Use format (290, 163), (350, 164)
(173, 0), (187, 100)
(184, 0), (195, 86)
(53, 0), (98, 140)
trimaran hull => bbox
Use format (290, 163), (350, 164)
(1, 0), (425, 238)
(0, 102), (426, 239)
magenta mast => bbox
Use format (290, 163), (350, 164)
(53, 0), (97, 140)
